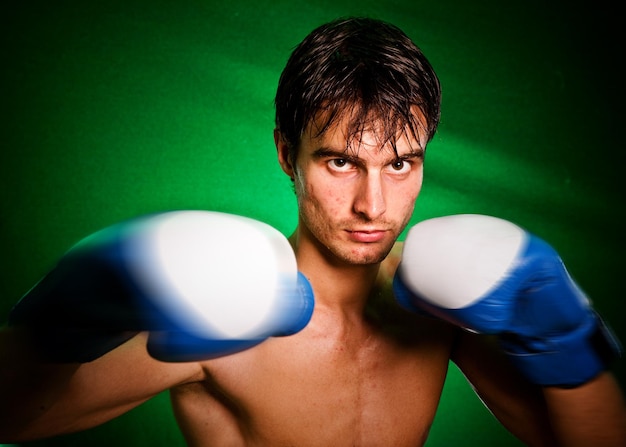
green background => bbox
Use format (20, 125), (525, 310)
(1, 0), (623, 445)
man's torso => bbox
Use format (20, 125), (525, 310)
(170, 281), (457, 447)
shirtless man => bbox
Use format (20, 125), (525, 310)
(1, 17), (626, 446)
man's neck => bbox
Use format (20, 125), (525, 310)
(288, 227), (381, 316)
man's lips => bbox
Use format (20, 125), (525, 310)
(346, 229), (388, 243)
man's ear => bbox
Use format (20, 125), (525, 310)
(274, 129), (295, 179)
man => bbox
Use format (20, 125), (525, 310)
(1, 17), (625, 446)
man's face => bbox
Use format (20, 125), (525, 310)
(277, 114), (425, 265)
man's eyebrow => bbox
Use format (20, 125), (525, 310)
(311, 147), (354, 159)
(312, 146), (424, 160)
(398, 148), (425, 159)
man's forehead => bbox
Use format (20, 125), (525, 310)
(303, 104), (428, 152)
(306, 112), (426, 156)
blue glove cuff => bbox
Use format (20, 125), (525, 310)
(500, 313), (622, 387)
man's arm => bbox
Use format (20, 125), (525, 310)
(452, 331), (626, 446)
(0, 330), (203, 442)
(0, 210), (314, 442)
(394, 214), (626, 446)
(543, 373), (626, 447)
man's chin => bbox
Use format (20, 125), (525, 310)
(334, 242), (395, 266)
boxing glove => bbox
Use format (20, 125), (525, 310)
(8, 211), (314, 363)
(393, 214), (621, 387)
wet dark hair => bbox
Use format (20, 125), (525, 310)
(274, 17), (441, 160)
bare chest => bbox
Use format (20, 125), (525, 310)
(171, 319), (454, 446)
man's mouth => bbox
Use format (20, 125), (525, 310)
(346, 229), (388, 243)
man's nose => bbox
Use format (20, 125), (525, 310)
(353, 172), (386, 220)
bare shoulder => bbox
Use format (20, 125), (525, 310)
(378, 240), (403, 284)
(369, 240), (402, 315)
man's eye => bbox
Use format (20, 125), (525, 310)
(390, 159), (410, 173)
(328, 159), (351, 170)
